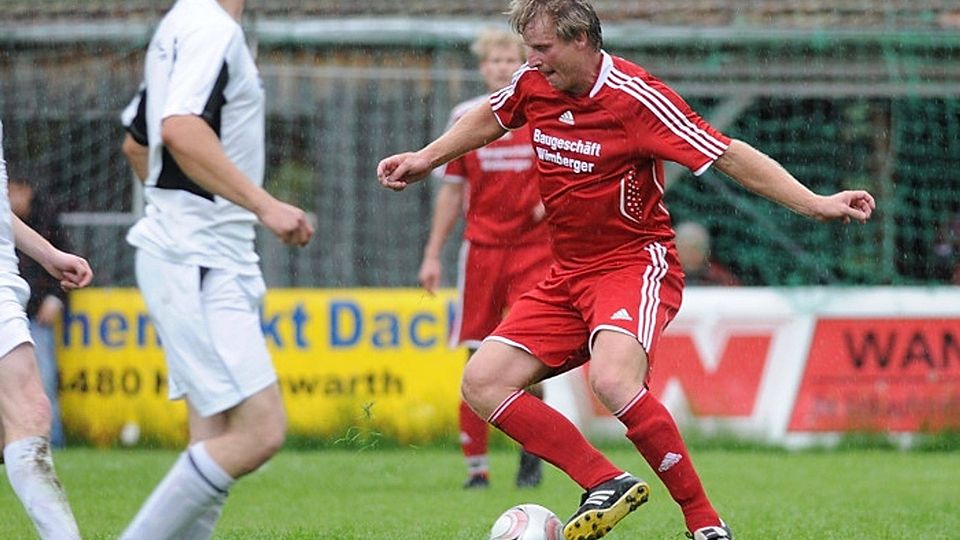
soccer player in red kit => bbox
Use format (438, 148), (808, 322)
(419, 29), (552, 489)
(379, 1), (875, 539)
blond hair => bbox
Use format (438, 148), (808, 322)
(507, 0), (602, 51)
(470, 27), (525, 61)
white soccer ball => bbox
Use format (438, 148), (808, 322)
(119, 422), (140, 447)
(489, 503), (564, 540)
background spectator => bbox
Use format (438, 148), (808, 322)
(932, 211), (960, 285)
(674, 221), (741, 287)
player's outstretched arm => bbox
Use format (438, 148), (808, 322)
(11, 214), (93, 290)
(419, 181), (465, 294)
(714, 139), (876, 224)
(161, 115), (314, 246)
(378, 102), (506, 192)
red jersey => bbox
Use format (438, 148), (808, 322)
(438, 95), (549, 246)
(490, 52), (731, 273)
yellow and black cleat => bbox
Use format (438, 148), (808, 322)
(563, 473), (650, 540)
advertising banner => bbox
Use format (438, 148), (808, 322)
(789, 318), (960, 432)
(58, 287), (960, 447)
(58, 289), (466, 447)
(553, 288), (960, 446)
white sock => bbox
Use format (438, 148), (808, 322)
(178, 493), (227, 540)
(3, 437), (81, 540)
(467, 455), (489, 476)
(178, 443), (233, 540)
(120, 442), (235, 540)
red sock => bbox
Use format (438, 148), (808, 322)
(489, 390), (621, 490)
(460, 399), (489, 458)
(616, 388), (720, 532)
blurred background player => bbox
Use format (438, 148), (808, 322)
(418, 28), (552, 489)
(1, 119), (91, 540)
(8, 175), (69, 449)
(379, 1), (875, 538)
(118, 0), (314, 538)
(673, 221), (740, 286)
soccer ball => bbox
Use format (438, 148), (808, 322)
(489, 504), (564, 540)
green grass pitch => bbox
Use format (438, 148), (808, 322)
(1, 445), (958, 539)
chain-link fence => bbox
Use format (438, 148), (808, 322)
(1, 4), (958, 286)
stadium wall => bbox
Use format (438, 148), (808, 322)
(57, 287), (960, 448)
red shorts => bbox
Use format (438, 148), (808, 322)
(488, 241), (683, 373)
(450, 240), (553, 348)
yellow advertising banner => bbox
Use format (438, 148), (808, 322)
(58, 288), (467, 447)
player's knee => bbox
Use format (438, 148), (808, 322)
(588, 364), (632, 412)
(231, 410), (285, 469)
(254, 413), (286, 461)
(10, 390), (52, 437)
(237, 427), (284, 472)
(460, 373), (481, 410)
(460, 361), (495, 408)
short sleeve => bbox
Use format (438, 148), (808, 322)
(162, 24), (236, 120)
(629, 76), (731, 176)
(121, 84), (148, 145)
(489, 65), (535, 131)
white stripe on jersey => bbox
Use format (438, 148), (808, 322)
(638, 243), (669, 350)
(651, 162), (670, 216)
(618, 69), (729, 155)
(490, 64), (537, 112)
(606, 69), (728, 160)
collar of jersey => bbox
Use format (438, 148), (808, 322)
(588, 50), (614, 99)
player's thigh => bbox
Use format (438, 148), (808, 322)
(187, 404), (228, 443)
(186, 385), (284, 446)
(489, 285), (590, 370)
(588, 330), (650, 411)
(137, 252), (277, 417)
(0, 277), (46, 431)
(0, 343), (49, 437)
(581, 245), (683, 367)
(221, 383), (286, 440)
(462, 340), (551, 417)
(201, 270), (278, 406)
(134, 249), (206, 389)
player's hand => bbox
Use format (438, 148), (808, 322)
(813, 190), (876, 224)
(418, 257), (442, 295)
(377, 152), (432, 192)
(259, 199), (314, 246)
(43, 250), (94, 290)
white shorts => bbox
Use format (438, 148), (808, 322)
(0, 273), (32, 359)
(135, 249), (276, 417)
